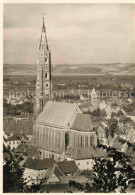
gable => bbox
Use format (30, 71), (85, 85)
(47, 173), (59, 182)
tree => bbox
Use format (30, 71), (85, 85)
(100, 109), (107, 118)
(92, 157), (117, 192)
(3, 152), (44, 193)
(92, 108), (100, 117)
(108, 118), (118, 138)
(3, 153), (26, 192)
(69, 146), (135, 193)
(105, 127), (109, 138)
(91, 146), (135, 193)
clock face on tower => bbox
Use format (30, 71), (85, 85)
(44, 82), (49, 88)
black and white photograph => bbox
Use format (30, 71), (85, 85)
(2, 2), (135, 193)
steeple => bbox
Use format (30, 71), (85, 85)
(40, 16), (48, 50)
(34, 15), (52, 119)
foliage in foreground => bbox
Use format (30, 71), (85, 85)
(69, 145), (135, 193)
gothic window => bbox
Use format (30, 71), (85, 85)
(85, 135), (88, 147)
(90, 136), (93, 146)
(81, 135), (83, 147)
(45, 73), (47, 79)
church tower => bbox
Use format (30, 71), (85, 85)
(34, 17), (51, 119)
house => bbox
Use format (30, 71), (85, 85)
(126, 127), (135, 143)
(45, 164), (64, 184)
(97, 126), (106, 140)
(66, 147), (106, 171)
(80, 94), (89, 101)
(127, 111), (135, 122)
(6, 134), (21, 150)
(57, 160), (78, 176)
(23, 158), (55, 185)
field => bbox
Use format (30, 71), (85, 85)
(3, 63), (135, 76)
(3, 63), (135, 98)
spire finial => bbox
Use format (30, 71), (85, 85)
(42, 11), (45, 31)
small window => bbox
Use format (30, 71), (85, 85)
(45, 73), (47, 79)
(78, 163), (80, 166)
(87, 162), (89, 165)
(45, 83), (49, 88)
(45, 58), (47, 62)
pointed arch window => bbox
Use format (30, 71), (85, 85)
(45, 73), (48, 79)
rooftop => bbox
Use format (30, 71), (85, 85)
(36, 101), (81, 128)
(24, 158), (55, 170)
(57, 160), (78, 175)
(71, 113), (93, 132)
(45, 164), (64, 179)
(67, 147), (106, 160)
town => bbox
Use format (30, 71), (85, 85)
(3, 6), (135, 194)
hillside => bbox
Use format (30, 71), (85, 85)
(3, 63), (135, 76)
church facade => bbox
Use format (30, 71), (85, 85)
(32, 17), (98, 160)
(33, 101), (97, 160)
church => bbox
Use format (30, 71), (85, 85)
(32, 17), (97, 160)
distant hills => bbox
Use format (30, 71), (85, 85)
(3, 63), (135, 76)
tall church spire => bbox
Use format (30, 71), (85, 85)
(34, 15), (52, 119)
(40, 16), (48, 49)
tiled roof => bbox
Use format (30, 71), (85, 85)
(24, 158), (55, 170)
(36, 101), (81, 128)
(45, 164), (64, 179)
(57, 160), (78, 175)
(71, 113), (93, 132)
(67, 147), (106, 160)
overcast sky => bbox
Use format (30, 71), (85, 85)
(3, 3), (135, 65)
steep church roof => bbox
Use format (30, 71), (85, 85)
(71, 113), (93, 132)
(36, 101), (81, 128)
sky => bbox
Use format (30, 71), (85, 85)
(3, 3), (135, 65)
